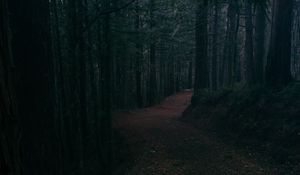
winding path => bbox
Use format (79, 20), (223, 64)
(114, 91), (275, 175)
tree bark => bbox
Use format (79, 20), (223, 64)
(212, 0), (219, 90)
(245, 0), (255, 85)
(266, 0), (293, 87)
(135, 0), (143, 108)
(149, 0), (157, 105)
(8, 0), (57, 174)
(102, 0), (113, 172)
(0, 1), (22, 174)
(254, 1), (266, 85)
(194, 0), (209, 93)
(221, 0), (239, 87)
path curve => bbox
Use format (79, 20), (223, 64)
(114, 91), (275, 175)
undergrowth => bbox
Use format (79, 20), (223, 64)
(184, 82), (300, 169)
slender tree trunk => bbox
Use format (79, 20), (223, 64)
(195, 0), (209, 93)
(96, 4), (103, 164)
(135, 0), (143, 108)
(212, 0), (219, 90)
(77, 0), (89, 173)
(221, 0), (239, 87)
(254, 2), (266, 85)
(64, 0), (77, 164)
(245, 0), (255, 85)
(149, 0), (157, 105)
(51, 0), (65, 174)
(266, 0), (293, 87)
(0, 1), (22, 174)
(102, 1), (112, 173)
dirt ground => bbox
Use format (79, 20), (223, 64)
(114, 91), (278, 175)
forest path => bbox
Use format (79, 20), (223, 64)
(114, 91), (274, 175)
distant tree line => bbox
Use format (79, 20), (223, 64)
(194, 0), (297, 94)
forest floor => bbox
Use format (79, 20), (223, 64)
(113, 91), (278, 175)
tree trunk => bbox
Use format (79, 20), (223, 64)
(254, 1), (266, 85)
(135, 0), (143, 108)
(149, 0), (157, 105)
(221, 0), (239, 87)
(245, 0), (255, 85)
(266, 0), (293, 87)
(102, 1), (113, 173)
(0, 1), (22, 174)
(194, 0), (209, 93)
(8, 0), (57, 174)
(212, 0), (219, 90)
(78, 0), (87, 173)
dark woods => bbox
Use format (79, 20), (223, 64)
(190, 0), (300, 173)
(194, 0), (295, 93)
(1, 0), (193, 174)
(0, 0), (299, 174)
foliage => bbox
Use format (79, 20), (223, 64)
(185, 82), (300, 167)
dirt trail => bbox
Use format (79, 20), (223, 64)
(114, 91), (275, 175)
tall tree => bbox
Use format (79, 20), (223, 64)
(135, 0), (143, 108)
(212, 0), (220, 90)
(149, 0), (158, 105)
(195, 0), (209, 93)
(77, 0), (88, 173)
(245, 0), (255, 85)
(8, 0), (57, 174)
(0, 1), (21, 174)
(266, 0), (293, 87)
(254, 1), (267, 85)
(221, 0), (239, 87)
(102, 0), (113, 173)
